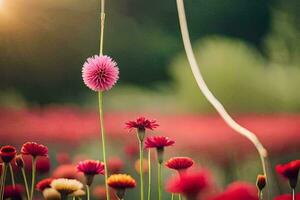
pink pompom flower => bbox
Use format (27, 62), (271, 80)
(165, 157), (194, 175)
(77, 160), (105, 186)
(21, 142), (48, 157)
(82, 55), (119, 92)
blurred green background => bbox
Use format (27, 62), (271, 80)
(0, 0), (299, 113)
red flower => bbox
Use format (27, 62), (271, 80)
(4, 184), (24, 200)
(209, 182), (258, 200)
(274, 193), (300, 200)
(165, 157), (194, 172)
(108, 157), (124, 174)
(145, 136), (175, 149)
(166, 170), (210, 200)
(21, 142), (48, 157)
(36, 178), (54, 191)
(77, 160), (105, 176)
(0, 145), (17, 163)
(276, 160), (300, 188)
(125, 117), (159, 131)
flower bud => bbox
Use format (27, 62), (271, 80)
(256, 174), (266, 191)
(15, 155), (24, 168)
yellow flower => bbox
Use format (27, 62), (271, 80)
(42, 188), (61, 200)
(50, 178), (83, 195)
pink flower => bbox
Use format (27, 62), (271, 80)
(276, 160), (300, 188)
(145, 136), (175, 149)
(166, 170), (210, 200)
(0, 145), (17, 163)
(36, 178), (54, 191)
(82, 55), (119, 92)
(77, 160), (105, 176)
(274, 193), (300, 200)
(125, 117), (159, 132)
(165, 157), (194, 174)
(209, 182), (258, 200)
(21, 142), (48, 157)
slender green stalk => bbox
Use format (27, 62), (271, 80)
(147, 150), (151, 200)
(21, 168), (30, 200)
(158, 163), (162, 200)
(0, 163), (8, 200)
(98, 91), (110, 200)
(171, 193), (174, 200)
(139, 139), (144, 200)
(258, 190), (263, 200)
(86, 185), (90, 200)
(73, 196), (76, 200)
(178, 194), (182, 200)
(9, 163), (15, 187)
(30, 157), (37, 200)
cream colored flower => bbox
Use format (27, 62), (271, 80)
(72, 189), (86, 197)
(43, 188), (61, 200)
(50, 178), (83, 195)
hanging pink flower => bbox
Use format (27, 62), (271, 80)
(82, 55), (119, 92)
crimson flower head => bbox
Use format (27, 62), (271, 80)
(126, 117), (159, 132)
(36, 178), (54, 192)
(166, 170), (210, 200)
(274, 193), (300, 200)
(209, 182), (258, 200)
(82, 55), (119, 92)
(77, 160), (105, 176)
(4, 184), (24, 200)
(165, 157), (194, 174)
(0, 145), (17, 163)
(276, 160), (300, 188)
(21, 142), (48, 157)
(145, 136), (175, 149)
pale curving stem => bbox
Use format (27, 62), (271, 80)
(175, 0), (268, 180)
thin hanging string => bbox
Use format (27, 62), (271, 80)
(175, 0), (268, 182)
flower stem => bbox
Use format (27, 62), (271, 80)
(98, 91), (110, 200)
(9, 163), (15, 187)
(139, 139), (144, 200)
(175, 0), (268, 183)
(99, 0), (105, 56)
(178, 194), (181, 200)
(158, 162), (162, 200)
(171, 193), (174, 200)
(21, 168), (30, 200)
(30, 157), (37, 200)
(292, 189), (295, 200)
(258, 190), (263, 200)
(0, 163), (8, 200)
(147, 150), (151, 200)
(86, 185), (90, 200)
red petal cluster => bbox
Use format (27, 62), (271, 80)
(209, 182), (258, 200)
(165, 157), (194, 171)
(77, 160), (105, 175)
(4, 184), (24, 200)
(125, 117), (159, 131)
(21, 142), (48, 157)
(166, 170), (210, 199)
(274, 193), (300, 200)
(36, 178), (54, 191)
(0, 145), (17, 163)
(145, 136), (175, 149)
(276, 160), (300, 188)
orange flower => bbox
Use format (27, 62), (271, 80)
(107, 174), (136, 199)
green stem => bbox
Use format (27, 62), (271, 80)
(178, 194), (182, 200)
(86, 185), (90, 200)
(147, 150), (151, 200)
(158, 163), (162, 200)
(99, 0), (105, 56)
(0, 163), (8, 200)
(21, 168), (30, 200)
(171, 193), (174, 200)
(30, 157), (37, 200)
(9, 163), (15, 187)
(98, 91), (110, 200)
(139, 139), (144, 200)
